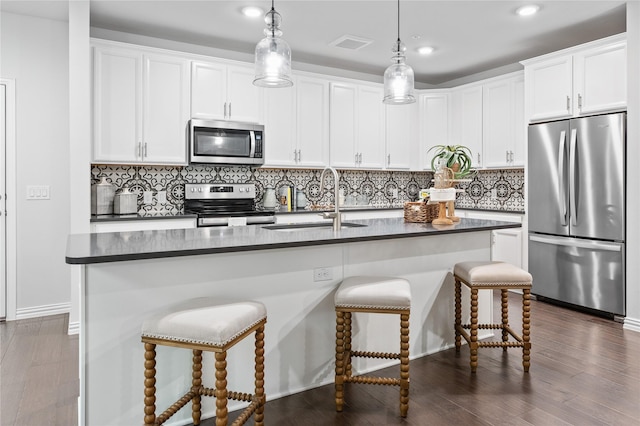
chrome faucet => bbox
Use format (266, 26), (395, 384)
(319, 166), (342, 231)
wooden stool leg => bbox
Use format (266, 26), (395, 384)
(501, 289), (509, 350)
(335, 310), (345, 412)
(522, 289), (531, 372)
(254, 324), (266, 425)
(454, 277), (462, 352)
(344, 312), (352, 379)
(469, 288), (479, 373)
(399, 312), (410, 418)
(215, 351), (228, 426)
(192, 349), (203, 425)
(143, 343), (157, 426)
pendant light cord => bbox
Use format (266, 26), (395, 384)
(396, 0), (401, 50)
(271, 0), (276, 38)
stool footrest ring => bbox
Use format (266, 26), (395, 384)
(345, 375), (401, 386)
(350, 350), (400, 360)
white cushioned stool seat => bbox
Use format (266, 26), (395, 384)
(335, 276), (411, 309)
(142, 299), (267, 348)
(454, 261), (532, 287)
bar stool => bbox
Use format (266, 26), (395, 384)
(334, 276), (411, 417)
(453, 261), (532, 373)
(141, 299), (267, 426)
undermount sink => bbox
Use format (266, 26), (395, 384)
(263, 222), (368, 232)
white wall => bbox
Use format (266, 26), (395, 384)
(1, 12), (71, 318)
(624, 2), (640, 331)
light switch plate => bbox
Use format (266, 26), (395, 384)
(26, 185), (50, 200)
(157, 190), (166, 204)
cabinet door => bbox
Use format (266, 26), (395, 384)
(329, 82), (357, 168)
(525, 55), (573, 122)
(574, 41), (626, 115)
(451, 86), (483, 168)
(296, 76), (329, 167)
(385, 102), (416, 169)
(227, 65), (263, 123)
(357, 85), (385, 169)
(143, 54), (189, 164)
(483, 79), (513, 168)
(263, 82), (297, 166)
(93, 46), (141, 163)
(191, 61), (226, 120)
(512, 77), (525, 166)
(491, 228), (523, 268)
(419, 92), (449, 170)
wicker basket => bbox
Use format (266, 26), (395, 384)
(404, 201), (440, 223)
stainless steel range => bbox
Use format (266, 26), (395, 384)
(185, 183), (275, 227)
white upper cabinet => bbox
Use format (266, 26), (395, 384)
(573, 41), (627, 115)
(483, 73), (525, 168)
(93, 43), (189, 165)
(295, 75), (330, 167)
(522, 34), (626, 122)
(191, 61), (262, 123)
(450, 84), (484, 168)
(385, 102), (417, 170)
(263, 74), (329, 168)
(263, 81), (296, 166)
(419, 91), (449, 170)
(330, 82), (384, 169)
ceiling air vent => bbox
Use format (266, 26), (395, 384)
(330, 35), (373, 51)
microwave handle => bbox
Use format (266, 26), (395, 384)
(249, 131), (256, 158)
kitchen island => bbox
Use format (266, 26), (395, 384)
(66, 217), (520, 426)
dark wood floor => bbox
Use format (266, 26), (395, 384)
(2, 292), (640, 426)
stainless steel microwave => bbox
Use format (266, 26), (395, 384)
(189, 119), (264, 166)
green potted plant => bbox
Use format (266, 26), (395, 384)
(427, 144), (476, 179)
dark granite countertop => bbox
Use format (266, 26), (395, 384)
(66, 217), (521, 265)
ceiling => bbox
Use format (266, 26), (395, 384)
(1, 1), (627, 86)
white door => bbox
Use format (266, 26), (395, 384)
(357, 85), (385, 169)
(329, 82), (357, 168)
(191, 61), (227, 120)
(263, 82), (296, 166)
(143, 54), (189, 164)
(419, 92), (449, 170)
(1, 84), (6, 318)
(296, 76), (329, 167)
(524, 55), (573, 122)
(483, 79), (512, 168)
(227, 65), (263, 123)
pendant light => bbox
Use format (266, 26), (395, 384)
(253, 0), (293, 87)
(383, 0), (416, 104)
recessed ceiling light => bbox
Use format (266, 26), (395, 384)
(241, 6), (264, 18)
(516, 4), (540, 16)
(417, 46), (435, 55)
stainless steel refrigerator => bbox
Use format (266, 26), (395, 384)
(528, 112), (625, 317)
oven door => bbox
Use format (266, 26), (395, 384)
(189, 119), (264, 165)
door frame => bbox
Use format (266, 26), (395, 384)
(1, 78), (17, 320)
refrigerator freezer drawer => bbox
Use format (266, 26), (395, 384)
(529, 234), (625, 316)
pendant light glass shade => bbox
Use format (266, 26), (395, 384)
(253, 3), (293, 88)
(383, 0), (415, 104)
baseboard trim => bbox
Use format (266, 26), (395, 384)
(15, 302), (70, 320)
(68, 321), (80, 336)
(623, 316), (640, 333)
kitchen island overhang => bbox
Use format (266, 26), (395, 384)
(66, 218), (521, 426)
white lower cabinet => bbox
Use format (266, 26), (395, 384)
(460, 210), (523, 267)
(90, 218), (196, 233)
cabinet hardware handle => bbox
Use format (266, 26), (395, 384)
(144, 142), (148, 157)
(510, 151), (514, 163)
(566, 95), (570, 112)
(578, 94), (582, 111)
(138, 142), (142, 158)
(358, 153), (362, 164)
(294, 150), (298, 162)
(355, 153), (358, 164)
(298, 149), (301, 162)
(477, 153), (481, 164)
(387, 154), (391, 166)
(224, 102), (227, 118)
(228, 103), (231, 118)
(506, 150), (509, 163)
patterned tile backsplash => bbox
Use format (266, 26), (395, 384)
(91, 165), (525, 216)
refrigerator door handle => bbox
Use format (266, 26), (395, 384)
(558, 130), (567, 226)
(529, 235), (621, 252)
(569, 128), (578, 227)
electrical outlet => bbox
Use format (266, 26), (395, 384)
(157, 190), (166, 204)
(143, 191), (153, 205)
(313, 267), (333, 282)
